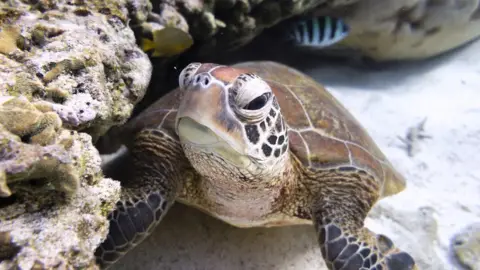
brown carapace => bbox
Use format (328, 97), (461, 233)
(95, 61), (417, 270)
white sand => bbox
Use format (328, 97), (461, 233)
(314, 41), (480, 270)
(116, 40), (480, 270)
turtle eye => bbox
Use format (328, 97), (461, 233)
(231, 72), (273, 121)
(244, 93), (271, 110)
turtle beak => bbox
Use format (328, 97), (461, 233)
(176, 116), (252, 168)
(176, 117), (226, 147)
(175, 83), (248, 158)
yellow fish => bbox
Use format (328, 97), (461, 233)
(141, 27), (194, 57)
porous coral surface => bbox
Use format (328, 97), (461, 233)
(0, 0), (152, 140)
(0, 0), (152, 268)
(146, 0), (480, 60)
(0, 108), (121, 268)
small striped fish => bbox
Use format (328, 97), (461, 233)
(287, 16), (350, 48)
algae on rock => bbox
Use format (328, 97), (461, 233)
(0, 0), (153, 268)
(145, 0), (334, 56)
(0, 96), (73, 197)
(0, 0), (153, 140)
(0, 95), (121, 268)
(146, 0), (480, 61)
(0, 120), (121, 269)
(452, 223), (480, 270)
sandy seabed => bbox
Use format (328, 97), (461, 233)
(115, 40), (480, 270)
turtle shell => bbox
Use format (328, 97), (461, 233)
(233, 61), (406, 198)
(121, 61), (406, 198)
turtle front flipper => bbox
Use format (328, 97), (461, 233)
(95, 128), (192, 269)
(310, 186), (417, 270)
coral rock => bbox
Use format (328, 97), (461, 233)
(452, 223), (480, 270)
(0, 0), (152, 267)
(0, 128), (121, 269)
(148, 0), (480, 60)
(0, 96), (122, 269)
(148, 0), (337, 56)
(0, 96), (76, 197)
(0, 0), (153, 140)
(316, 0), (480, 60)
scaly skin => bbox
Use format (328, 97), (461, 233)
(95, 129), (192, 268)
(298, 161), (417, 270)
(96, 61), (417, 270)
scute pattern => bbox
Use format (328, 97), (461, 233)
(245, 124), (260, 144)
(96, 127), (190, 268)
(231, 61), (407, 198)
(95, 191), (171, 267)
(318, 219), (390, 270)
(318, 219), (416, 270)
(216, 69), (291, 162)
(241, 96), (289, 159)
(179, 62), (202, 89)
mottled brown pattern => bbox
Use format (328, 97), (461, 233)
(96, 128), (193, 268)
(233, 61), (406, 198)
(268, 81), (311, 129)
(210, 65), (248, 84)
(348, 144), (384, 190)
(103, 61), (416, 270)
(195, 63), (220, 75)
(287, 131), (309, 165)
(303, 131), (350, 168)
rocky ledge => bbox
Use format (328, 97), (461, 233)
(0, 0), (151, 268)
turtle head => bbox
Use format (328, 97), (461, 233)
(175, 63), (289, 179)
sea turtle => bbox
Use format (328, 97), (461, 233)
(95, 61), (417, 270)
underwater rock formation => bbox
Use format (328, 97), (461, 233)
(145, 0), (480, 61)
(451, 223), (480, 270)
(0, 0), (153, 140)
(146, 0), (351, 56)
(0, 109), (121, 268)
(0, 0), (150, 268)
(368, 205), (445, 270)
(317, 0), (480, 60)
(0, 96), (77, 197)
